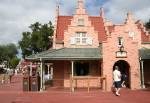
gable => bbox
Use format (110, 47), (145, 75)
(56, 16), (106, 42)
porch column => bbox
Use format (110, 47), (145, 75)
(140, 60), (145, 88)
(71, 61), (74, 78)
(40, 58), (44, 91)
(50, 66), (53, 79)
(30, 62), (32, 76)
(43, 64), (45, 90)
(71, 61), (74, 92)
(47, 65), (50, 79)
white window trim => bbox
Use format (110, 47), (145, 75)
(70, 32), (93, 45)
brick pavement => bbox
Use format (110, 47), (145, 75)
(0, 74), (150, 103)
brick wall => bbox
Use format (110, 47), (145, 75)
(103, 23), (141, 91)
(53, 61), (64, 87)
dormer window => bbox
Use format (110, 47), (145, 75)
(78, 19), (84, 26)
(70, 32), (92, 45)
(75, 32), (87, 44)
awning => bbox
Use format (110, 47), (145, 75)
(139, 48), (150, 60)
(26, 48), (102, 60)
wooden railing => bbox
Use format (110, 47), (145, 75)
(70, 75), (107, 92)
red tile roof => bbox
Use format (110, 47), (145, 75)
(55, 16), (107, 42)
(89, 17), (107, 42)
(56, 16), (72, 41)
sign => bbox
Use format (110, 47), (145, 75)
(116, 51), (127, 58)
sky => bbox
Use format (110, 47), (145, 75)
(0, 0), (150, 45)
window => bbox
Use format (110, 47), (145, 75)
(70, 32), (93, 45)
(75, 62), (89, 76)
(75, 32), (87, 45)
(78, 19), (84, 26)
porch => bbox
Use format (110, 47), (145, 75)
(25, 48), (107, 91)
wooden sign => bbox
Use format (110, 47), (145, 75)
(116, 51), (127, 58)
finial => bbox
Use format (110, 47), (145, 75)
(125, 11), (134, 24)
(100, 7), (104, 17)
(78, 0), (84, 9)
(127, 11), (132, 20)
(56, 0), (60, 16)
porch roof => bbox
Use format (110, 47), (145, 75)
(26, 48), (102, 60)
(139, 49), (150, 60)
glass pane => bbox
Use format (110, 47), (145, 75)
(82, 38), (87, 43)
(76, 38), (80, 43)
(81, 33), (86, 37)
(76, 32), (80, 37)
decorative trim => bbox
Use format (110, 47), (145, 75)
(116, 51), (127, 58)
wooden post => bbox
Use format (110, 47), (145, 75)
(71, 61), (74, 92)
(87, 76), (90, 93)
(105, 75), (107, 91)
(70, 75), (72, 92)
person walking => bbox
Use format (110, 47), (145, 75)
(113, 66), (122, 96)
(7, 69), (14, 83)
(121, 73), (127, 87)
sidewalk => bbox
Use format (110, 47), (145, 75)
(0, 74), (150, 103)
(13, 88), (150, 103)
(0, 74), (23, 103)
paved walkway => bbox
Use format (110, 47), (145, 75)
(0, 74), (23, 103)
(0, 74), (150, 103)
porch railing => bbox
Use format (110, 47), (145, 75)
(70, 75), (107, 92)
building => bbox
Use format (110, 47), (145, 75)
(27, 0), (150, 91)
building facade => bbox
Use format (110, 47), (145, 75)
(27, 0), (150, 91)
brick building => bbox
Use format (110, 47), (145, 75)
(27, 0), (150, 91)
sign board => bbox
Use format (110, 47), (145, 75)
(116, 51), (127, 58)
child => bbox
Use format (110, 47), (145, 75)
(121, 73), (127, 87)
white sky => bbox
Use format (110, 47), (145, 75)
(0, 0), (150, 45)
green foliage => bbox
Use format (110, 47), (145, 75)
(18, 32), (32, 58)
(0, 44), (17, 63)
(19, 21), (54, 58)
(0, 44), (19, 69)
(9, 57), (20, 69)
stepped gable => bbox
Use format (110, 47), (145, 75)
(136, 21), (150, 42)
(56, 15), (107, 42)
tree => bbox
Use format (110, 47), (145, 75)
(0, 44), (19, 69)
(9, 57), (20, 69)
(31, 22), (53, 53)
(18, 32), (32, 58)
(19, 21), (54, 58)
(0, 44), (17, 62)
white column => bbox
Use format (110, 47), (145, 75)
(141, 61), (145, 88)
(43, 65), (45, 90)
(71, 61), (74, 77)
(40, 59), (43, 91)
(48, 65), (50, 79)
(50, 66), (53, 79)
(30, 62), (32, 76)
